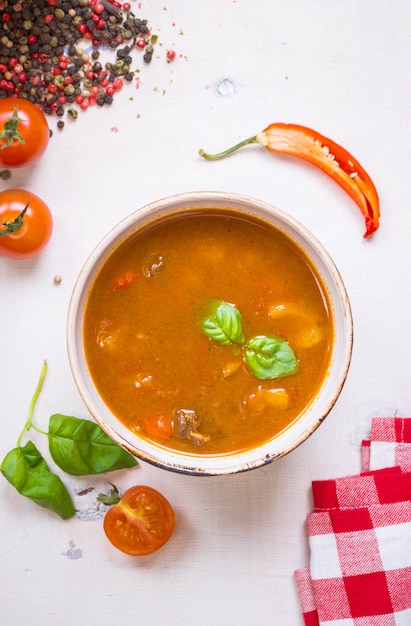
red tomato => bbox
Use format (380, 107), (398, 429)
(103, 486), (176, 556)
(0, 188), (53, 259)
(0, 98), (50, 168)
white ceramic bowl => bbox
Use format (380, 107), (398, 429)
(67, 191), (353, 476)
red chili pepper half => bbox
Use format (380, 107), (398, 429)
(199, 123), (380, 238)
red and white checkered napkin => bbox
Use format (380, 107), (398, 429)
(295, 417), (411, 626)
(361, 417), (411, 473)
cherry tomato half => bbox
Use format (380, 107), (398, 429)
(0, 98), (50, 168)
(0, 188), (53, 259)
(103, 486), (176, 556)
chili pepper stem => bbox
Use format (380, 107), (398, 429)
(199, 135), (259, 160)
(17, 360), (48, 447)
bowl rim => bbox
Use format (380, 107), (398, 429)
(67, 190), (353, 476)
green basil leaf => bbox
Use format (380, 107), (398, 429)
(48, 414), (138, 476)
(0, 441), (75, 519)
(202, 301), (245, 345)
(245, 335), (298, 380)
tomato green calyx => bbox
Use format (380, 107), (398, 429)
(0, 107), (25, 149)
(0, 200), (29, 237)
(199, 135), (258, 160)
(97, 483), (121, 506)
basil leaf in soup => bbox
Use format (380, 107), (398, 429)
(0, 441), (75, 519)
(48, 414), (138, 476)
(202, 301), (245, 346)
(245, 335), (298, 380)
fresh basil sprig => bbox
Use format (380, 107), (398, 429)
(0, 361), (138, 519)
(202, 301), (298, 380)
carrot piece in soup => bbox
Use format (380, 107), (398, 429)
(143, 415), (173, 439)
(110, 271), (136, 292)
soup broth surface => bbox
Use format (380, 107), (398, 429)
(83, 209), (333, 455)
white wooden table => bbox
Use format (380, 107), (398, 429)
(1, 1), (409, 624)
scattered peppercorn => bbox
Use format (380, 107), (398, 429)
(0, 0), (159, 125)
(67, 107), (78, 120)
(0, 168), (11, 180)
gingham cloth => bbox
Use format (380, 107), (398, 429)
(361, 417), (411, 473)
(295, 417), (411, 626)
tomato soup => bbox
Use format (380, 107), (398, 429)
(83, 209), (333, 455)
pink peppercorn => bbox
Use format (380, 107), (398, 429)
(93, 2), (105, 14)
